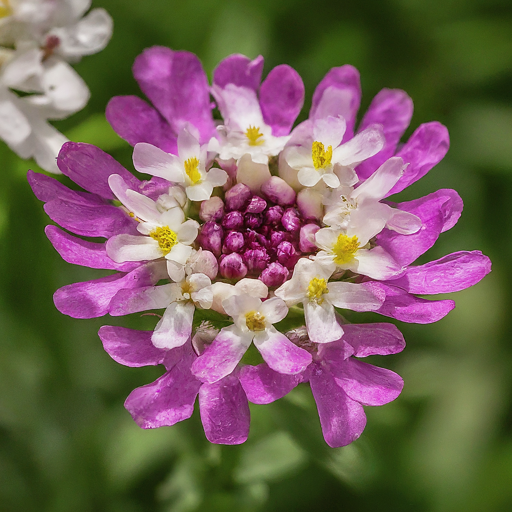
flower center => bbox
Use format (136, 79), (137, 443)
(245, 125), (265, 146)
(184, 157), (202, 184)
(0, 0), (11, 18)
(245, 310), (266, 331)
(307, 277), (329, 304)
(150, 226), (178, 255)
(332, 234), (359, 265)
(181, 281), (193, 300)
(312, 141), (333, 170)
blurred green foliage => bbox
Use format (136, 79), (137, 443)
(1, 0), (512, 510)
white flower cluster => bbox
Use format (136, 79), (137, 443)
(0, 0), (112, 172)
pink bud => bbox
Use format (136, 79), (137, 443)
(277, 241), (300, 268)
(299, 224), (320, 252)
(225, 183), (252, 211)
(244, 213), (263, 229)
(198, 221), (223, 256)
(199, 196), (224, 222)
(189, 250), (219, 279)
(219, 253), (248, 279)
(281, 208), (301, 232)
(264, 205), (284, 225)
(243, 248), (270, 271)
(261, 176), (296, 206)
(223, 231), (245, 253)
(222, 211), (244, 230)
(245, 195), (267, 213)
(259, 262), (289, 287)
(297, 188), (324, 220)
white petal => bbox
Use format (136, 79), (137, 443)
(0, 96), (31, 146)
(332, 125), (385, 166)
(167, 259), (186, 282)
(107, 235), (162, 263)
(312, 116), (346, 149)
(327, 282), (383, 311)
(321, 172), (340, 189)
(284, 145), (312, 170)
(133, 142), (184, 182)
(235, 278), (268, 299)
(236, 154), (272, 193)
(355, 247), (404, 280)
(177, 219), (199, 245)
(386, 209), (422, 234)
(177, 125), (201, 161)
(206, 167), (228, 187)
(304, 300), (343, 343)
(167, 243), (193, 265)
(260, 297), (288, 324)
(352, 157), (405, 201)
(223, 294), (262, 319)
(152, 301), (195, 349)
(186, 181), (212, 202)
(298, 167), (322, 187)
(160, 206), (186, 228)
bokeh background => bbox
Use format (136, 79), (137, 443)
(1, 0), (512, 510)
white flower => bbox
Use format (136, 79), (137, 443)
(106, 174), (199, 282)
(275, 258), (384, 343)
(284, 116), (384, 188)
(323, 157), (422, 235)
(133, 127), (228, 202)
(208, 84), (290, 164)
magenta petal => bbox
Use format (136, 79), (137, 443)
(53, 265), (156, 319)
(45, 226), (139, 271)
(44, 199), (136, 238)
(191, 326), (252, 384)
(239, 363), (301, 404)
(98, 326), (166, 367)
(133, 46), (215, 143)
(356, 89), (414, 179)
(254, 328), (312, 375)
(57, 142), (141, 199)
(333, 358), (404, 406)
(28, 170), (103, 205)
(340, 323), (406, 357)
(388, 251), (492, 294)
(125, 362), (201, 428)
(199, 374), (250, 445)
(213, 54), (264, 92)
(374, 283), (455, 323)
(387, 122), (450, 196)
(309, 364), (367, 448)
(310, 65), (361, 141)
(106, 96), (178, 153)
(260, 65), (305, 136)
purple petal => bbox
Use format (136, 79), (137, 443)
(373, 283), (455, 323)
(199, 374), (250, 445)
(124, 361), (201, 428)
(28, 170), (104, 205)
(253, 328), (312, 375)
(387, 251), (491, 294)
(387, 122), (450, 196)
(133, 46), (215, 144)
(57, 142), (141, 200)
(53, 264), (158, 319)
(377, 189), (463, 266)
(213, 54), (264, 92)
(260, 65), (305, 136)
(333, 358), (404, 406)
(45, 225), (139, 271)
(356, 89), (414, 180)
(191, 326), (252, 384)
(239, 363), (301, 404)
(310, 65), (361, 141)
(309, 364), (367, 448)
(44, 199), (136, 238)
(106, 95), (178, 153)
(339, 323), (406, 357)
(98, 326), (166, 367)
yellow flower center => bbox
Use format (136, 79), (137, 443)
(181, 281), (193, 300)
(332, 234), (359, 265)
(0, 0), (11, 18)
(245, 311), (266, 331)
(149, 226), (178, 256)
(245, 125), (265, 146)
(307, 277), (329, 304)
(312, 141), (333, 170)
(184, 157), (202, 184)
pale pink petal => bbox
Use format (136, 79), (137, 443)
(332, 125), (385, 166)
(312, 116), (346, 149)
(152, 301), (195, 349)
(340, 323), (406, 357)
(109, 282), (179, 316)
(327, 282), (384, 311)
(132, 142), (183, 182)
(353, 157), (405, 201)
(106, 234), (161, 262)
(355, 247), (404, 280)
(259, 297), (288, 324)
(304, 300), (343, 344)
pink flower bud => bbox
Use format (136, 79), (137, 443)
(270, 230), (291, 247)
(223, 231), (245, 253)
(277, 241), (300, 268)
(188, 250), (219, 279)
(243, 248), (270, 271)
(222, 211), (244, 230)
(245, 195), (267, 213)
(264, 205), (284, 225)
(261, 176), (296, 206)
(220, 253), (248, 279)
(199, 196), (225, 222)
(281, 208), (301, 232)
(225, 183), (252, 211)
(259, 262), (289, 287)
(198, 221), (223, 256)
(244, 213), (263, 230)
(245, 230), (268, 249)
(299, 223), (320, 252)
(297, 188), (324, 220)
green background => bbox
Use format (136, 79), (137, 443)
(1, 0), (511, 510)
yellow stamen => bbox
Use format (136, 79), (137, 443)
(181, 281), (193, 300)
(0, 0), (11, 18)
(245, 125), (265, 146)
(332, 234), (359, 265)
(149, 226), (178, 255)
(245, 311), (266, 332)
(307, 277), (329, 304)
(312, 141), (333, 170)
(184, 157), (202, 184)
